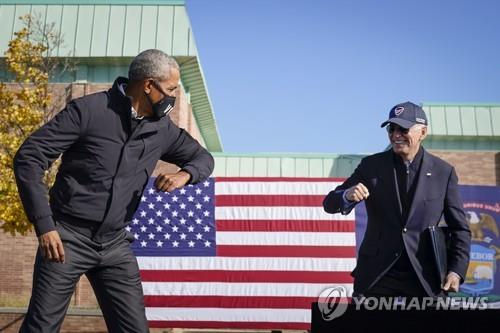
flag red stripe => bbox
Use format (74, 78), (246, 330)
(216, 245), (356, 257)
(140, 270), (353, 283)
(149, 321), (310, 330)
(216, 219), (355, 232)
(216, 194), (325, 206)
(145, 295), (317, 308)
(215, 177), (345, 182)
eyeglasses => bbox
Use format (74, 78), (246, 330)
(386, 124), (410, 134)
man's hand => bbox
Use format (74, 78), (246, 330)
(442, 272), (461, 292)
(38, 230), (65, 263)
(155, 170), (191, 192)
(345, 183), (370, 202)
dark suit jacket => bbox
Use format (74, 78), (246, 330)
(323, 148), (471, 296)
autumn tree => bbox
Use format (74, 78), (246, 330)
(0, 14), (74, 235)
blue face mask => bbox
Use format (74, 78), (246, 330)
(146, 81), (176, 119)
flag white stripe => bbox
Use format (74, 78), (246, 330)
(215, 182), (341, 195)
(142, 282), (354, 297)
(137, 257), (356, 271)
(146, 307), (311, 323)
(216, 231), (355, 246)
(215, 206), (354, 220)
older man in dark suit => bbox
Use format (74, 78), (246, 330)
(323, 101), (471, 298)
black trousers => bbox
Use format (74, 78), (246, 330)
(20, 222), (149, 333)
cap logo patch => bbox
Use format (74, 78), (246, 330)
(395, 106), (404, 116)
(416, 117), (426, 124)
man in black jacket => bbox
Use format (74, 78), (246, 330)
(14, 49), (214, 332)
(323, 102), (470, 299)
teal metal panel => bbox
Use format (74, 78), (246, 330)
(225, 157), (240, 176)
(156, 5), (174, 53)
(122, 5), (141, 55)
(212, 156), (226, 176)
(295, 158), (309, 176)
(460, 106), (477, 136)
(239, 157), (254, 176)
(108, 65), (128, 80)
(444, 106), (461, 135)
(308, 159), (324, 177)
(492, 107), (500, 136)
(323, 159), (334, 177)
(58, 5), (78, 56)
(74, 5), (94, 56)
(106, 5), (126, 56)
(0, 1), (185, 5)
(139, 5), (158, 51)
(253, 158), (267, 176)
(45, 5), (63, 49)
(90, 5), (110, 56)
(12, 4), (30, 32)
(281, 158), (295, 177)
(267, 158), (281, 176)
(171, 6), (189, 56)
(30, 4), (47, 23)
(0, 5), (15, 51)
(427, 106), (447, 135)
(475, 106), (493, 136)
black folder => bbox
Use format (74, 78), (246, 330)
(428, 225), (448, 286)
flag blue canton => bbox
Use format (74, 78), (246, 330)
(129, 178), (216, 256)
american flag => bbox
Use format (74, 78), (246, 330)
(129, 177), (356, 330)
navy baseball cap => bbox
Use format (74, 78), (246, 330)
(380, 101), (428, 129)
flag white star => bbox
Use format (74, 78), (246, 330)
(195, 218), (202, 224)
(156, 240), (163, 247)
(203, 180), (210, 187)
(140, 210), (147, 217)
(203, 225), (211, 232)
(172, 241), (179, 247)
(196, 233), (203, 240)
(180, 188), (186, 195)
(172, 226), (179, 232)
(125, 226), (131, 232)
(172, 211), (178, 217)
(187, 225), (194, 232)
(188, 211), (194, 217)
(148, 218), (154, 225)
(172, 195), (179, 202)
(195, 203), (202, 210)
(163, 218), (171, 224)
(164, 233), (171, 239)
(141, 196), (147, 202)
(188, 241), (195, 247)
(148, 233), (155, 240)
(148, 203), (155, 210)
(140, 226), (147, 232)
(180, 233), (187, 240)
(156, 210), (163, 217)
(132, 218), (139, 225)
(163, 203), (171, 209)
(195, 188), (202, 195)
(179, 218), (186, 224)
(204, 240), (211, 247)
(187, 196), (194, 202)
(203, 211), (210, 217)
(141, 240), (147, 247)
(148, 188), (155, 195)
(203, 195), (210, 202)
(156, 195), (163, 202)
(156, 226), (163, 232)
(179, 203), (186, 209)
(134, 233), (139, 240)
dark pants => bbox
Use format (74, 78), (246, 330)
(20, 223), (149, 333)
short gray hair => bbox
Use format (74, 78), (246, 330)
(128, 49), (179, 81)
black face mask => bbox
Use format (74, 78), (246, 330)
(146, 81), (176, 119)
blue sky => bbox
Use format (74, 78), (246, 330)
(186, 0), (500, 154)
